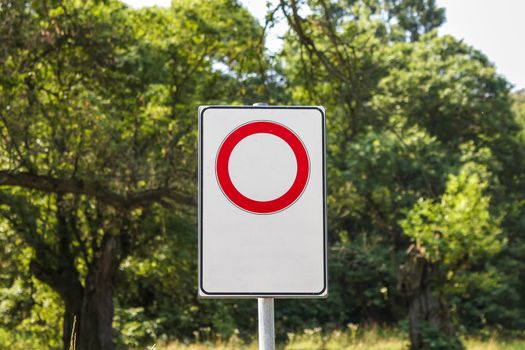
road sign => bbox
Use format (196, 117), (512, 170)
(198, 106), (327, 298)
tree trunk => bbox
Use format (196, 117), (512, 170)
(62, 285), (83, 349)
(398, 245), (463, 350)
(31, 232), (121, 350)
(76, 234), (121, 350)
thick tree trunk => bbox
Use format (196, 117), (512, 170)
(399, 245), (462, 350)
(31, 233), (121, 350)
(76, 234), (121, 350)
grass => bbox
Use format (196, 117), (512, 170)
(464, 337), (525, 350)
(69, 315), (77, 350)
(2, 324), (524, 350)
(151, 326), (525, 350)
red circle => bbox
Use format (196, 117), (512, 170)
(216, 121), (310, 214)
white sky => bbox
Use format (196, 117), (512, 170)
(436, 0), (525, 90)
(124, 0), (525, 90)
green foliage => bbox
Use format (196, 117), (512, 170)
(512, 90), (525, 141)
(401, 162), (502, 268)
(1, 0), (525, 349)
(388, 0), (445, 41)
(418, 322), (464, 350)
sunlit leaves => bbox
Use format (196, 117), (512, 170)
(401, 162), (502, 268)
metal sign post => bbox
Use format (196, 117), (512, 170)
(252, 103), (275, 350)
(258, 297), (275, 350)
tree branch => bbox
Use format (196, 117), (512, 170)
(279, 0), (351, 85)
(0, 170), (195, 209)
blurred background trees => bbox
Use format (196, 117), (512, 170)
(0, 0), (524, 349)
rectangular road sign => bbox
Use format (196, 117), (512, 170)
(198, 106), (327, 298)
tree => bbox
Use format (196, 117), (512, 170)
(0, 0), (265, 349)
(512, 90), (525, 141)
(2, 0), (525, 348)
(400, 162), (502, 349)
(278, 1), (523, 348)
(388, 0), (445, 41)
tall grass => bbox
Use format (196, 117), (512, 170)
(464, 337), (525, 350)
(152, 326), (525, 350)
(69, 315), (77, 350)
(150, 326), (407, 350)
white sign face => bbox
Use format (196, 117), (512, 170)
(198, 106), (327, 298)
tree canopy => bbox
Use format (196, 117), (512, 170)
(1, 1), (524, 349)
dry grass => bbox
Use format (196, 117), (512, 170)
(151, 326), (407, 350)
(147, 337), (256, 350)
(151, 327), (525, 350)
(464, 337), (525, 350)
(284, 326), (407, 350)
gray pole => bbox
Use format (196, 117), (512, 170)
(258, 298), (275, 350)
(252, 102), (276, 350)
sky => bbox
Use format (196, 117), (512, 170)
(436, 0), (525, 91)
(123, 0), (525, 90)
